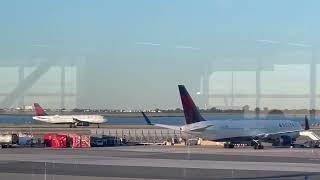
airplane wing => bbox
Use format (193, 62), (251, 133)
(256, 116), (311, 140)
(73, 118), (88, 123)
(255, 130), (302, 139)
(141, 112), (182, 131)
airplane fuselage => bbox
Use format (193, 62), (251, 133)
(33, 115), (106, 124)
(181, 119), (301, 143)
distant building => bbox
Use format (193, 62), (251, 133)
(24, 106), (33, 111)
(216, 106), (243, 110)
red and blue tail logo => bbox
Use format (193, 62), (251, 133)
(34, 103), (48, 116)
(178, 85), (205, 124)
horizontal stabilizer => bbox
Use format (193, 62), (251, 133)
(153, 124), (182, 131)
(187, 125), (214, 131)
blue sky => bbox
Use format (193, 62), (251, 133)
(0, 1), (319, 109)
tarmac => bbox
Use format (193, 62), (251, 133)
(0, 125), (319, 179)
(0, 146), (320, 179)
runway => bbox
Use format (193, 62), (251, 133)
(0, 146), (319, 179)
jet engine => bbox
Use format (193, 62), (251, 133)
(75, 121), (90, 127)
(272, 135), (292, 146)
(279, 135), (293, 145)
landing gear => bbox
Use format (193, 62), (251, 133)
(253, 144), (264, 149)
(69, 124), (77, 128)
(252, 140), (264, 150)
(224, 143), (235, 149)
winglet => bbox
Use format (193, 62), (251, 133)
(305, 115), (310, 130)
(142, 112), (153, 125)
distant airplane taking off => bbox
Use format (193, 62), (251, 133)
(33, 103), (107, 128)
(142, 85), (319, 149)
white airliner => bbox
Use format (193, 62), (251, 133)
(142, 85), (319, 149)
(32, 103), (107, 128)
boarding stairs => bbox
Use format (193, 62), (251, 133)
(299, 130), (320, 141)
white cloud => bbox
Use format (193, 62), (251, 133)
(31, 44), (49, 48)
(287, 42), (312, 48)
(135, 42), (161, 46)
(256, 39), (280, 44)
(175, 45), (200, 50)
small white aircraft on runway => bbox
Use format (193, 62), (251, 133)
(32, 103), (107, 128)
(142, 85), (319, 149)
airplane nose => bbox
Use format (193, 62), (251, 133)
(102, 118), (108, 123)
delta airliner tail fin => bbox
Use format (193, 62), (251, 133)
(178, 85), (205, 124)
(34, 103), (48, 116)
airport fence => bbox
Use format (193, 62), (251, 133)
(91, 128), (196, 144)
